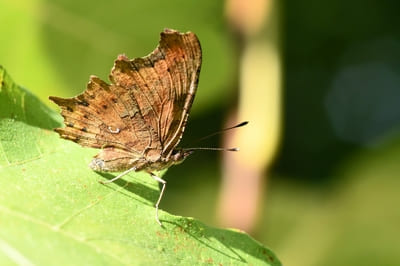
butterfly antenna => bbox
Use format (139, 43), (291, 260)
(193, 121), (248, 143)
(184, 147), (240, 152)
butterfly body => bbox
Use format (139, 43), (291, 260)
(88, 147), (193, 173)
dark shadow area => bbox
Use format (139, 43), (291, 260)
(165, 104), (230, 174)
(96, 172), (159, 207)
(273, 0), (400, 183)
(160, 108), (225, 210)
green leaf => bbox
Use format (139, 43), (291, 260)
(0, 66), (280, 265)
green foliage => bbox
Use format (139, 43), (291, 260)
(0, 66), (280, 265)
(0, 1), (236, 113)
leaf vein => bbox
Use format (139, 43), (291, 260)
(0, 204), (128, 265)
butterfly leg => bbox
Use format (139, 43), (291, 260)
(150, 173), (166, 226)
(99, 167), (136, 184)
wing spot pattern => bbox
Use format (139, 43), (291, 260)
(108, 126), (120, 134)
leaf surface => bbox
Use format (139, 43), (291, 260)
(0, 66), (280, 265)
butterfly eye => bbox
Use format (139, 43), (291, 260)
(89, 158), (105, 171)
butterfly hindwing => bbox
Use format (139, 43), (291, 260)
(50, 75), (160, 156)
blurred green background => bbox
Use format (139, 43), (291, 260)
(1, 0), (400, 265)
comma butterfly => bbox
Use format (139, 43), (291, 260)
(50, 29), (201, 225)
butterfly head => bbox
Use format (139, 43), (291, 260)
(170, 148), (194, 165)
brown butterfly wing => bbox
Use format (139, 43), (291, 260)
(49, 75), (161, 158)
(110, 29), (202, 158)
(50, 29), (201, 171)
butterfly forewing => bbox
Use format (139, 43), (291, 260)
(110, 29), (202, 159)
(158, 31), (202, 157)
